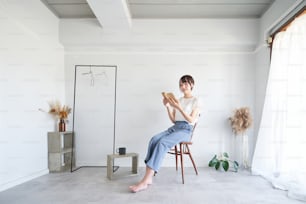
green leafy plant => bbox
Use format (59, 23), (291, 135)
(208, 152), (239, 172)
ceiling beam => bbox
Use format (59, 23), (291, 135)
(87, 0), (132, 29)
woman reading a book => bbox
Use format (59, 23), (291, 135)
(129, 75), (200, 193)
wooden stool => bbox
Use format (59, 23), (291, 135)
(107, 153), (138, 180)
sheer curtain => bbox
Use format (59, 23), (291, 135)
(252, 15), (306, 201)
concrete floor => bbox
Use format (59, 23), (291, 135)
(0, 167), (304, 204)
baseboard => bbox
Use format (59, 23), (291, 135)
(0, 169), (49, 192)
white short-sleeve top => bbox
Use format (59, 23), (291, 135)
(174, 96), (199, 125)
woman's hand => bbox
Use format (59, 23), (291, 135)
(168, 98), (181, 110)
(163, 98), (169, 107)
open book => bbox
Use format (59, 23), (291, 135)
(162, 92), (179, 103)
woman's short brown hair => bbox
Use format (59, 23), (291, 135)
(180, 75), (194, 89)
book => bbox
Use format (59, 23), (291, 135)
(162, 92), (178, 103)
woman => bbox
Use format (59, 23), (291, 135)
(129, 75), (200, 193)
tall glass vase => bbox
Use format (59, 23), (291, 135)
(234, 133), (249, 169)
(241, 133), (249, 168)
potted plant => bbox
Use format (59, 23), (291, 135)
(208, 152), (239, 172)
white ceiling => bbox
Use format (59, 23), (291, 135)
(41, 0), (275, 19)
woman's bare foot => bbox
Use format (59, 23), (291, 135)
(129, 181), (149, 193)
(129, 166), (154, 193)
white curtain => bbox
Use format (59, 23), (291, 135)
(252, 15), (306, 201)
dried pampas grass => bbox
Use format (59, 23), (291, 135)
(48, 100), (71, 120)
(229, 107), (252, 135)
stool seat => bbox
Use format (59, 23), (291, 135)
(107, 153), (138, 180)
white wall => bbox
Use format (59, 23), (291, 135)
(0, 1), (64, 191)
(60, 18), (258, 52)
(61, 18), (257, 167)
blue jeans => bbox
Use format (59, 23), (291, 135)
(144, 121), (193, 172)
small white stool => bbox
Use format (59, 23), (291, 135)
(107, 152), (139, 180)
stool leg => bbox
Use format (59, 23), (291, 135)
(179, 143), (185, 184)
(186, 145), (198, 175)
(175, 145), (178, 171)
